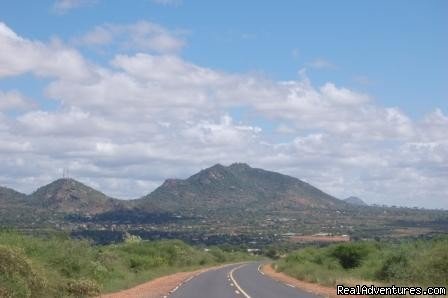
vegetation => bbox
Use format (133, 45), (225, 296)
(0, 230), (253, 297)
(276, 237), (448, 287)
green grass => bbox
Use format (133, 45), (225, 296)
(0, 230), (253, 297)
(275, 237), (448, 288)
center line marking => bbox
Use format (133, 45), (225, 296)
(229, 264), (251, 298)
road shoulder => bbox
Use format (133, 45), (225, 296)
(99, 266), (220, 298)
(261, 263), (366, 298)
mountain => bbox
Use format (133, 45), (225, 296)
(29, 178), (125, 215)
(344, 196), (368, 206)
(0, 186), (28, 211)
(137, 163), (345, 213)
(0, 186), (27, 203)
(0, 186), (45, 225)
(0, 165), (359, 217)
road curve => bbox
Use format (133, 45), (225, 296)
(169, 262), (320, 298)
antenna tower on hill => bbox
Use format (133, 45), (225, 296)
(62, 168), (70, 179)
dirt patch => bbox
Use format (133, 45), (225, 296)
(261, 263), (367, 298)
(391, 227), (432, 237)
(289, 235), (350, 243)
(99, 264), (232, 298)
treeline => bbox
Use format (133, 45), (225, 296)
(0, 230), (253, 297)
(276, 237), (448, 287)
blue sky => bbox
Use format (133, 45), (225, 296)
(0, 0), (447, 208)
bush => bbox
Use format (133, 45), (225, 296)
(375, 250), (409, 281)
(0, 245), (49, 298)
(331, 243), (371, 269)
(276, 237), (448, 288)
(65, 279), (100, 297)
(0, 230), (254, 296)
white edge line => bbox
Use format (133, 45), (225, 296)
(166, 268), (206, 296)
(257, 264), (265, 275)
(166, 263), (242, 297)
(229, 265), (252, 298)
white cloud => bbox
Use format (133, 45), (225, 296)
(150, 0), (182, 6)
(320, 83), (370, 106)
(307, 58), (335, 69)
(53, 0), (97, 14)
(418, 109), (448, 142)
(77, 26), (113, 46)
(181, 115), (261, 146)
(0, 90), (35, 111)
(291, 48), (300, 60)
(76, 21), (185, 54)
(0, 22), (94, 81)
(0, 22), (447, 209)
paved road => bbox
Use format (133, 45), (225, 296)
(169, 262), (320, 298)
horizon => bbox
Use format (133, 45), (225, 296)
(0, 1), (447, 208)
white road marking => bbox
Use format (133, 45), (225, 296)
(166, 263), (249, 297)
(257, 264), (265, 275)
(286, 283), (296, 288)
(229, 265), (252, 298)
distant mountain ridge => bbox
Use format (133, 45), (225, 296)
(1, 163), (349, 216)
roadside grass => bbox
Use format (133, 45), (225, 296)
(275, 237), (448, 288)
(0, 230), (253, 297)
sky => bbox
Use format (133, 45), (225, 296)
(0, 0), (447, 208)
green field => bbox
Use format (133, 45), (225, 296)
(275, 237), (448, 288)
(0, 230), (253, 297)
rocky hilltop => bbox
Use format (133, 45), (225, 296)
(29, 178), (125, 215)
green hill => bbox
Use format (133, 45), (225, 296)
(29, 178), (125, 215)
(137, 163), (345, 214)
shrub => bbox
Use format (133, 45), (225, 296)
(0, 230), (254, 296)
(277, 237), (448, 288)
(331, 243), (371, 269)
(375, 250), (409, 281)
(65, 278), (100, 297)
(0, 245), (49, 298)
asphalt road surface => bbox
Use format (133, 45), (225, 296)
(169, 262), (320, 298)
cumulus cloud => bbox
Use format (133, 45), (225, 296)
(0, 22), (94, 81)
(0, 22), (446, 208)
